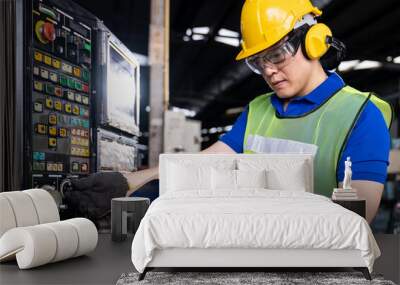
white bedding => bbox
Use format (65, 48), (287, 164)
(131, 190), (380, 273)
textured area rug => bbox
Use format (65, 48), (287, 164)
(116, 271), (396, 285)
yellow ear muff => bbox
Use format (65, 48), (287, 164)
(304, 23), (332, 60)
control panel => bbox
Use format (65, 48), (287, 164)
(31, 0), (93, 189)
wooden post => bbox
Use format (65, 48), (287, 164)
(148, 0), (169, 167)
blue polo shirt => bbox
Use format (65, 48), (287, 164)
(220, 72), (390, 184)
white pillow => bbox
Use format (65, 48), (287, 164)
(237, 158), (311, 192)
(211, 168), (237, 190)
(167, 162), (211, 191)
(266, 162), (308, 191)
(167, 159), (236, 192)
(211, 169), (268, 191)
(236, 169), (267, 189)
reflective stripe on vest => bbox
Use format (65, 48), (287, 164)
(243, 86), (392, 197)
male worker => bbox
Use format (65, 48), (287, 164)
(69, 0), (392, 224)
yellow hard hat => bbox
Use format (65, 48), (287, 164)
(236, 0), (322, 60)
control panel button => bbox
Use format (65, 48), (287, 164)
(42, 22), (56, 42)
(71, 147), (81, 156)
(54, 86), (62, 97)
(72, 120), (78, 128)
(67, 77), (75, 89)
(72, 105), (80, 116)
(34, 81), (44, 92)
(59, 74), (68, 87)
(54, 100), (62, 111)
(59, 115), (70, 124)
(45, 97), (53, 109)
(40, 68), (49, 79)
(61, 62), (73, 74)
(45, 83), (55, 95)
(82, 69), (90, 82)
(33, 65), (40, 76)
(33, 161), (46, 171)
(75, 81), (82, 91)
(59, 128), (68, 137)
(33, 151), (45, 161)
(48, 113), (57, 125)
(71, 161), (79, 172)
(71, 136), (77, 145)
(48, 137), (57, 148)
(73, 66), (81, 78)
(65, 103), (72, 113)
(49, 126), (57, 136)
(35, 123), (48, 135)
(57, 163), (64, 172)
(81, 96), (89, 105)
(44, 55), (52, 66)
(80, 163), (88, 172)
(33, 101), (43, 112)
(46, 162), (58, 172)
(52, 58), (61, 69)
(34, 51), (43, 62)
(67, 90), (75, 101)
(49, 72), (58, 83)
(82, 83), (89, 93)
(75, 93), (82, 103)
(80, 107), (89, 118)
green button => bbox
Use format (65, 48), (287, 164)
(75, 81), (82, 91)
(60, 75), (68, 87)
(84, 42), (91, 52)
(67, 78), (75, 89)
(82, 69), (90, 82)
(45, 83), (55, 95)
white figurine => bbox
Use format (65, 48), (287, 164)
(343, 156), (352, 190)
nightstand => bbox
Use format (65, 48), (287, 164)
(332, 199), (366, 218)
(111, 197), (150, 242)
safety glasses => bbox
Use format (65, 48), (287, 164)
(245, 29), (303, 75)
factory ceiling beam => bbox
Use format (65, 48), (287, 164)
(148, 0), (169, 167)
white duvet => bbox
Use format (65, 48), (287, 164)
(131, 190), (380, 273)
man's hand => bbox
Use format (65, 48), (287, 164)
(201, 141), (236, 154)
(339, 180), (383, 224)
(123, 167), (159, 196)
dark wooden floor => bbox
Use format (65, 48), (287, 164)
(0, 234), (398, 285)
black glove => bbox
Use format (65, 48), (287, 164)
(63, 172), (129, 221)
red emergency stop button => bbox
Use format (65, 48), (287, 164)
(43, 22), (56, 42)
(35, 20), (56, 44)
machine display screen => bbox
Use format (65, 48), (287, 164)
(107, 43), (138, 135)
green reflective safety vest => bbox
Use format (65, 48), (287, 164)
(243, 85), (392, 197)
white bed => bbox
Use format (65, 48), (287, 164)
(131, 154), (380, 280)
